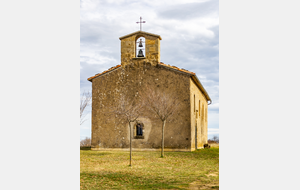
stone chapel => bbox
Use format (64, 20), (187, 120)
(88, 31), (211, 151)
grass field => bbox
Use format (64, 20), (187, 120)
(80, 147), (219, 189)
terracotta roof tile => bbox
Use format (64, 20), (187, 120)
(158, 62), (195, 75)
(87, 62), (196, 81)
(87, 65), (121, 81)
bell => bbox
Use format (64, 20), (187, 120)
(137, 49), (144, 57)
(138, 39), (143, 47)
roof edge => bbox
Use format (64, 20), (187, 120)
(119, 31), (162, 40)
(87, 65), (121, 82)
(158, 62), (195, 75)
(87, 62), (212, 105)
(158, 63), (211, 104)
(191, 75), (212, 105)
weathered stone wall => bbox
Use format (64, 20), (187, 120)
(120, 36), (136, 65)
(91, 63), (192, 151)
(120, 32), (160, 67)
(190, 78), (208, 150)
(91, 31), (209, 151)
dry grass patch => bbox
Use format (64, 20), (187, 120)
(81, 148), (219, 189)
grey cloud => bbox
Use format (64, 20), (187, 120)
(80, 57), (118, 94)
(157, 0), (218, 20)
(80, 21), (119, 45)
(80, 0), (219, 138)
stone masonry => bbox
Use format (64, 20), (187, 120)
(88, 31), (211, 151)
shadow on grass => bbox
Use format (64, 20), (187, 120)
(165, 147), (219, 161)
(81, 171), (188, 189)
(80, 149), (219, 189)
(80, 150), (112, 157)
(80, 147), (91, 150)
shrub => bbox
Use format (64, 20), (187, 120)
(80, 137), (91, 147)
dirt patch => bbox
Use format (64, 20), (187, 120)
(188, 176), (219, 190)
(188, 182), (219, 190)
(206, 173), (218, 177)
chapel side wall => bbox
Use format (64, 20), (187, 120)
(91, 64), (192, 150)
(190, 78), (208, 150)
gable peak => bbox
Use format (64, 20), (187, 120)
(119, 31), (162, 40)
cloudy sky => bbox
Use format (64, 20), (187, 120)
(80, 0), (219, 140)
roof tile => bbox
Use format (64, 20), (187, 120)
(158, 62), (195, 75)
(87, 62), (195, 81)
(87, 65), (121, 81)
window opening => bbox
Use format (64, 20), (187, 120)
(199, 100), (200, 116)
(136, 124), (143, 136)
(194, 94), (196, 112)
(134, 123), (144, 139)
(205, 108), (207, 122)
(136, 37), (145, 57)
(201, 105), (204, 120)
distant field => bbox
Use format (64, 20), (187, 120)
(80, 147), (219, 189)
(209, 143), (219, 148)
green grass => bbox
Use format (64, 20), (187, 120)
(80, 148), (219, 189)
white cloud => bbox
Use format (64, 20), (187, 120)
(208, 128), (219, 135)
(209, 102), (219, 110)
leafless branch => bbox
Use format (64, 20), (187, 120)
(140, 85), (180, 122)
(98, 69), (143, 166)
(139, 84), (181, 157)
(80, 91), (92, 125)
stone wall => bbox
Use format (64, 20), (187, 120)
(190, 78), (208, 150)
(91, 63), (192, 151)
(120, 31), (161, 68)
(90, 31), (209, 152)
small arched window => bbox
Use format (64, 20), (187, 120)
(136, 37), (145, 58)
(136, 124), (143, 136)
(134, 122), (144, 139)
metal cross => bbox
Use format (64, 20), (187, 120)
(136, 17), (146, 31)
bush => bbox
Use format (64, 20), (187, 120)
(208, 136), (219, 144)
(80, 137), (91, 147)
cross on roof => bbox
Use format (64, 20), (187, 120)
(136, 17), (146, 31)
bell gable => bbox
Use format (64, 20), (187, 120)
(119, 31), (162, 67)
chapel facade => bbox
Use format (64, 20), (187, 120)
(88, 31), (211, 151)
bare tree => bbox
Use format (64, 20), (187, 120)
(80, 91), (92, 125)
(96, 69), (143, 166)
(80, 137), (91, 147)
(140, 85), (181, 158)
(108, 93), (143, 166)
(212, 136), (219, 143)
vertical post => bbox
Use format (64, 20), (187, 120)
(161, 120), (166, 157)
(129, 122), (132, 166)
(195, 123), (197, 150)
(140, 17), (142, 31)
(136, 17), (146, 31)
